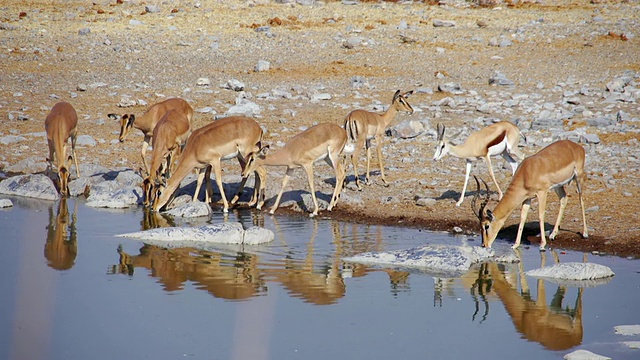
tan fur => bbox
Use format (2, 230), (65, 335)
(343, 90), (414, 190)
(242, 123), (349, 217)
(152, 116), (263, 213)
(45, 101), (80, 196)
(110, 98), (193, 176)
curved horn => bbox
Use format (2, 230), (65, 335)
(471, 175), (491, 221)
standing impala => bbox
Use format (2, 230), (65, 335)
(434, 121), (526, 206)
(45, 101), (80, 196)
(242, 122), (353, 217)
(142, 109), (192, 207)
(109, 97), (193, 176)
(343, 90), (414, 190)
(152, 116), (263, 213)
(472, 140), (589, 250)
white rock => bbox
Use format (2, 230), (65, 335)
(564, 349), (611, 360)
(0, 198), (13, 208)
(614, 324), (640, 336)
(164, 201), (212, 218)
(526, 262), (615, 281)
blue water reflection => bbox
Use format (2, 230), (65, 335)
(0, 196), (638, 360)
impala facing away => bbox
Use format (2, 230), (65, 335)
(472, 140), (589, 250)
(434, 121), (526, 206)
(152, 116), (263, 213)
(109, 97), (194, 176)
(242, 122), (353, 217)
(142, 109), (192, 207)
(45, 101), (80, 196)
(343, 90), (414, 190)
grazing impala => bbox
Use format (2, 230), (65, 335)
(45, 101), (80, 196)
(142, 109), (192, 207)
(343, 90), (414, 190)
(471, 140), (589, 250)
(109, 97), (193, 175)
(152, 116), (263, 213)
(242, 122), (353, 217)
(434, 121), (526, 206)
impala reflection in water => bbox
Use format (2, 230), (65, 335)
(3, 197), (634, 360)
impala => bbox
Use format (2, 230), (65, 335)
(486, 250), (584, 351)
(242, 122), (353, 216)
(434, 121), (526, 206)
(142, 109), (192, 207)
(45, 101), (80, 196)
(472, 140), (589, 250)
(152, 116), (263, 213)
(109, 97), (193, 175)
(343, 90), (414, 190)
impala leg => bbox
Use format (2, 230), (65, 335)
(375, 140), (389, 187)
(327, 154), (345, 211)
(230, 156), (249, 205)
(193, 166), (207, 202)
(485, 155), (503, 200)
(270, 169), (292, 215)
(575, 176), (589, 239)
(253, 167), (267, 210)
(303, 164), (319, 216)
(350, 140), (364, 190)
(71, 130), (80, 177)
(140, 135), (151, 177)
(364, 139), (372, 185)
(204, 165), (214, 204)
(456, 160), (473, 207)
(501, 151), (518, 175)
(46, 139), (55, 174)
(210, 160), (229, 213)
(549, 186), (568, 240)
(536, 191), (549, 250)
(513, 199), (532, 249)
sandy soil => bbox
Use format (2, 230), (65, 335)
(0, 0), (639, 258)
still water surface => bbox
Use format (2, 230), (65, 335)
(1, 196), (639, 360)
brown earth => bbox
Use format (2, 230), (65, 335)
(0, 0), (639, 258)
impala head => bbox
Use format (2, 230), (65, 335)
(57, 166), (71, 197)
(150, 178), (169, 212)
(433, 123), (449, 161)
(471, 176), (503, 248)
(109, 113), (136, 142)
(392, 90), (415, 114)
(242, 145), (269, 179)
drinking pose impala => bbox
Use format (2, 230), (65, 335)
(472, 140), (589, 250)
(343, 90), (414, 190)
(109, 97), (193, 176)
(45, 101), (80, 196)
(152, 116), (263, 213)
(434, 121), (526, 206)
(142, 109), (191, 207)
(241, 122), (353, 217)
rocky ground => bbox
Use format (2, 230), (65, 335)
(1, 0), (639, 258)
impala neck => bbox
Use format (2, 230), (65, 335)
(492, 183), (527, 223)
(380, 105), (400, 128)
(259, 148), (295, 167)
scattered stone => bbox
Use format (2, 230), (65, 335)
(0, 199), (13, 208)
(489, 71), (515, 86)
(0, 174), (59, 201)
(224, 79), (245, 91)
(433, 19), (456, 27)
(564, 349), (611, 360)
(255, 60), (270, 72)
(78, 28), (90, 36)
(196, 78), (211, 86)
(614, 324), (640, 336)
(164, 201), (212, 218)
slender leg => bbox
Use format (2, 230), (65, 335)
(350, 137), (365, 190)
(71, 130), (80, 177)
(375, 135), (388, 186)
(513, 199), (531, 249)
(456, 160), (473, 207)
(485, 155), (503, 200)
(204, 165), (213, 204)
(303, 164), (318, 216)
(193, 166), (207, 202)
(536, 191), (549, 250)
(209, 160), (229, 212)
(364, 139), (372, 185)
(328, 155), (345, 211)
(575, 176), (589, 239)
(140, 135), (151, 176)
(549, 186), (568, 240)
(270, 169), (292, 214)
(230, 156), (249, 205)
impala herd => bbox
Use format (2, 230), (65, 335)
(43, 90), (590, 250)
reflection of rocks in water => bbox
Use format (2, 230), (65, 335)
(44, 198), (77, 270)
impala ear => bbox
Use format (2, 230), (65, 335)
(259, 145), (270, 156)
(402, 90), (414, 98)
(392, 90), (401, 102)
(486, 209), (494, 222)
(126, 114), (136, 127)
(436, 123), (445, 140)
